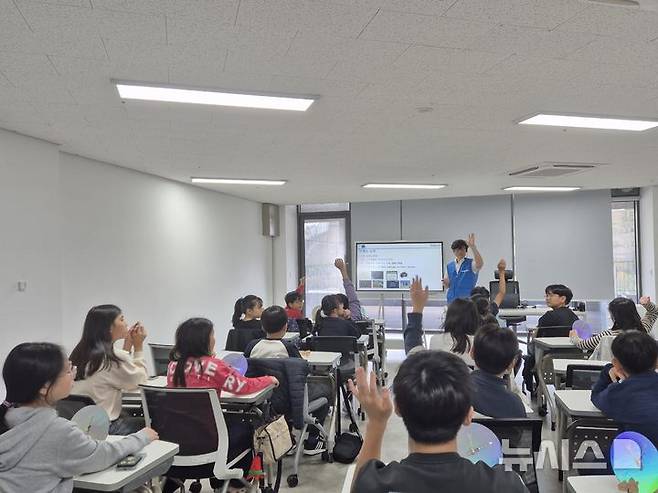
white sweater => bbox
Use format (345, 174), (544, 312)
(429, 333), (475, 367)
(72, 349), (148, 420)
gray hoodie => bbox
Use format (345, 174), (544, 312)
(0, 406), (151, 493)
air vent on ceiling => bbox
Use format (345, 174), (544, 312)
(586, 0), (658, 10)
(508, 162), (601, 178)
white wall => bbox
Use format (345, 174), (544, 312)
(0, 129), (62, 379)
(0, 127), (273, 390)
(59, 153), (273, 352)
(272, 205), (298, 306)
(640, 187), (658, 299)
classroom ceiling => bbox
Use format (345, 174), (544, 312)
(1, 0), (658, 204)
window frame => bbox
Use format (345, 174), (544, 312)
(610, 197), (641, 301)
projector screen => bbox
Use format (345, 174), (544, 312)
(355, 242), (444, 292)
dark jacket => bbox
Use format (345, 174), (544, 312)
(245, 357), (309, 429)
(225, 320), (265, 352)
(317, 316), (359, 338)
(538, 306), (579, 328)
(471, 370), (527, 418)
(591, 364), (658, 446)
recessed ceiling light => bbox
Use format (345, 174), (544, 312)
(191, 178), (287, 186)
(518, 113), (658, 131)
(115, 82), (316, 112)
(363, 183), (447, 190)
(503, 186), (582, 192)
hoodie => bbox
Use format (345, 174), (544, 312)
(0, 406), (151, 493)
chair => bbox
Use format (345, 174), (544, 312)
(589, 335), (616, 361)
(491, 280), (526, 329)
(225, 327), (264, 352)
(537, 352), (587, 423)
(305, 336), (360, 433)
(566, 418), (619, 478)
(56, 394), (95, 420)
(140, 385), (254, 493)
(148, 343), (174, 377)
(473, 417), (543, 493)
(535, 326), (572, 338)
(246, 358), (331, 488)
(565, 365), (603, 390)
(294, 318), (313, 339)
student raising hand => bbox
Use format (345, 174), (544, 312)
(348, 367), (393, 424)
(410, 276), (429, 313)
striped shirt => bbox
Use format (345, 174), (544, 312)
(570, 302), (658, 351)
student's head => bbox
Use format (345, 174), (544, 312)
(611, 331), (658, 375)
(473, 323), (519, 376)
(170, 317), (215, 387)
(232, 295), (263, 327)
(261, 305), (288, 336)
(443, 298), (479, 354)
(470, 286), (490, 298)
(315, 294), (344, 326)
(451, 239), (468, 260)
(393, 351), (473, 444)
(335, 293), (350, 319)
(1, 343), (74, 433)
(284, 291), (303, 312)
(544, 284), (573, 308)
(69, 304), (123, 380)
(608, 297), (643, 332)
(472, 295), (491, 318)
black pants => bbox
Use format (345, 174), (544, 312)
(109, 413), (145, 435)
(307, 381), (332, 442)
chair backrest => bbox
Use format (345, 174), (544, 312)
(535, 326), (572, 338)
(140, 385), (242, 481)
(539, 352), (586, 386)
(295, 318), (313, 339)
(490, 280), (521, 307)
(565, 365), (602, 390)
(306, 336), (357, 364)
(56, 394), (96, 420)
(224, 327), (264, 352)
(473, 417), (543, 492)
(567, 418), (619, 476)
(589, 335), (616, 361)
(148, 343), (174, 377)
(354, 320), (373, 335)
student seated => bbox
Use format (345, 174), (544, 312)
(522, 284), (579, 391)
(225, 295), (266, 351)
(167, 318), (277, 493)
(570, 296), (658, 352)
(334, 258), (366, 321)
(315, 294), (360, 338)
(591, 331), (658, 446)
(245, 306), (331, 455)
(69, 304), (149, 435)
(348, 354), (528, 493)
(471, 324), (527, 418)
(0, 342), (157, 493)
(470, 258), (508, 319)
(284, 277), (305, 320)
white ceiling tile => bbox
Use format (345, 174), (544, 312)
(445, 0), (587, 29)
(556, 4), (658, 42)
(268, 75), (367, 98)
(391, 45), (507, 78)
(236, 0), (379, 38)
(483, 54), (594, 82)
(566, 35), (658, 67)
(324, 39), (408, 82)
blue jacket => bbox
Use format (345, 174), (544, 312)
(591, 364), (658, 447)
(447, 258), (478, 302)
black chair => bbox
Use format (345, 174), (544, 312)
(535, 326), (572, 338)
(140, 385), (254, 493)
(225, 327), (264, 352)
(473, 417), (543, 493)
(305, 335), (360, 434)
(565, 365), (603, 390)
(148, 343), (174, 377)
(56, 394), (95, 420)
(491, 280), (526, 329)
(566, 418), (619, 478)
(294, 318), (313, 339)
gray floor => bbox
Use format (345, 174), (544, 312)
(197, 351), (564, 493)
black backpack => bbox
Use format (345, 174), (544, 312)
(332, 431), (362, 464)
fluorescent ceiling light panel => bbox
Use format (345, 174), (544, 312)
(191, 178), (286, 186)
(363, 183), (446, 190)
(115, 83), (315, 111)
(519, 114), (658, 131)
(503, 186), (582, 192)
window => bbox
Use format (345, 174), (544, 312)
(298, 210), (351, 318)
(611, 200), (640, 301)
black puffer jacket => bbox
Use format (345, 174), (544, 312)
(246, 357), (309, 429)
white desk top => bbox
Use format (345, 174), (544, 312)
(74, 436), (178, 491)
(301, 350), (342, 367)
(553, 359), (609, 374)
(498, 307), (586, 317)
(535, 337), (578, 349)
(567, 475), (618, 493)
(554, 389), (603, 418)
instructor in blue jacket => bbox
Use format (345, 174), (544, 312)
(444, 233), (484, 303)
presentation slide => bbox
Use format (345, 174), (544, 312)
(355, 242), (444, 292)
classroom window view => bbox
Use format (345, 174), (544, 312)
(611, 201), (640, 301)
(302, 215), (349, 316)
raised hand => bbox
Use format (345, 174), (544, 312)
(348, 367), (392, 424)
(410, 275), (430, 312)
(497, 258), (506, 271)
(467, 233), (476, 248)
(334, 258), (346, 271)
